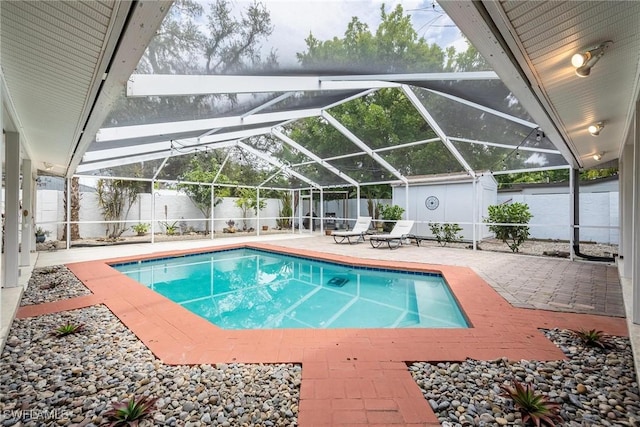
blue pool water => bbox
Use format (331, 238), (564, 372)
(113, 248), (468, 330)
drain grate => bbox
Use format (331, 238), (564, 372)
(327, 277), (349, 287)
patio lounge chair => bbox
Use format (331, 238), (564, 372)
(331, 216), (372, 244)
(369, 220), (415, 249)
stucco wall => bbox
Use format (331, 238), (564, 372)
(497, 192), (619, 244)
(36, 190), (285, 240)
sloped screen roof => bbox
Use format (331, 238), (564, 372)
(77, 0), (567, 189)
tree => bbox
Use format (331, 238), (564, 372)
(138, 0), (205, 74)
(494, 167), (618, 188)
(276, 191), (293, 229)
(287, 3), (493, 187)
(296, 4), (445, 73)
(234, 187), (266, 230)
(96, 178), (145, 240)
(203, 0), (276, 74)
(177, 152), (231, 233)
(105, 0), (276, 129)
(62, 177), (81, 241)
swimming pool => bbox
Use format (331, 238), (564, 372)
(113, 248), (468, 329)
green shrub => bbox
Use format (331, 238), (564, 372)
(379, 204), (405, 232)
(131, 223), (150, 234)
(429, 222), (463, 246)
(485, 202), (532, 252)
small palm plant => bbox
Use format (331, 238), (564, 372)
(501, 380), (562, 427)
(572, 328), (614, 349)
(51, 322), (85, 337)
(104, 395), (157, 426)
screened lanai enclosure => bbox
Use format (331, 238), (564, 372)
(38, 0), (588, 250)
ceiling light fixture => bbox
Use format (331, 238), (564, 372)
(43, 162), (53, 171)
(588, 121), (605, 136)
(571, 41), (613, 77)
(593, 152), (603, 161)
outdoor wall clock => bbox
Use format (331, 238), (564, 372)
(425, 196), (439, 210)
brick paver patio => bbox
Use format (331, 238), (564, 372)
(16, 239), (628, 426)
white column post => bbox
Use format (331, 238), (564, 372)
(405, 183), (409, 220)
(4, 132), (21, 287)
(569, 168), (576, 261)
(320, 188), (324, 234)
(210, 184), (215, 239)
(472, 177), (477, 250)
(632, 100), (640, 324)
(151, 183), (156, 244)
(309, 189), (314, 232)
(256, 188), (261, 236)
(65, 177), (71, 250)
(621, 143), (633, 279)
(20, 159), (33, 265)
(290, 189), (294, 234)
(356, 186), (360, 219)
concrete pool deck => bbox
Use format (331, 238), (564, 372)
(7, 233), (636, 426)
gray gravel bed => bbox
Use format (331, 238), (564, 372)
(0, 305), (301, 426)
(20, 265), (91, 306)
(410, 329), (639, 426)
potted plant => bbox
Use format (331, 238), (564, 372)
(131, 223), (150, 236)
(379, 204), (405, 232)
(35, 227), (49, 243)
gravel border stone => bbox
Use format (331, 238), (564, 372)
(20, 266), (91, 306)
(0, 305), (301, 426)
(410, 329), (639, 426)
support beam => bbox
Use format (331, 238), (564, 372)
(401, 85), (476, 177)
(322, 111), (408, 184)
(83, 127), (274, 163)
(426, 88), (538, 128)
(4, 132), (20, 287)
(449, 137), (561, 154)
(126, 73), (497, 97)
(271, 129), (359, 187)
(96, 109), (319, 143)
(20, 159), (34, 266)
(237, 141), (320, 189)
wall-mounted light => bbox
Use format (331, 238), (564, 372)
(571, 41), (613, 77)
(43, 162), (54, 171)
(588, 121), (605, 136)
(593, 152), (603, 161)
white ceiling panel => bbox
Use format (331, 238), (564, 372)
(0, 0), (127, 174)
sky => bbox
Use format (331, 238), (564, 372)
(195, 0), (468, 68)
